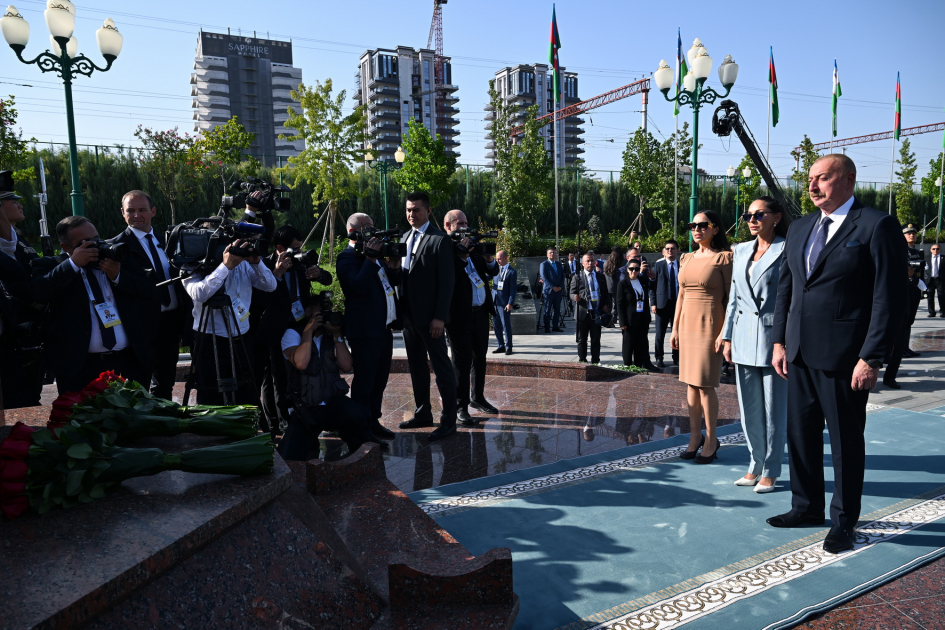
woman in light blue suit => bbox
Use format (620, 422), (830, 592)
(721, 196), (791, 493)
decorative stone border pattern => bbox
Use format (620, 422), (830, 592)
(578, 492), (945, 630)
(417, 433), (746, 518)
(866, 403), (886, 412)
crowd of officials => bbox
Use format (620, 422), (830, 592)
(0, 152), (936, 554)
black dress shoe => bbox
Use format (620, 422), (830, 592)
(655, 359), (665, 368)
(545, 328), (551, 333)
(766, 510), (826, 528)
(577, 358), (587, 363)
(457, 408), (477, 425)
(928, 313), (938, 318)
(694, 438), (720, 464)
(372, 423), (396, 440)
(823, 526), (855, 554)
(883, 378), (901, 390)
(470, 399), (499, 414)
(505, 348), (513, 355)
(679, 434), (705, 460)
(428, 423), (457, 440)
(643, 364), (662, 374)
(552, 327), (564, 332)
(399, 416), (434, 429)
(492, 346), (507, 354)
(903, 349), (921, 358)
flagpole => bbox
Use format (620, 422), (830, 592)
(674, 112), (678, 240)
(889, 136), (896, 216)
(554, 100), (559, 250)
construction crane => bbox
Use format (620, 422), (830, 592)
(509, 77), (651, 137)
(796, 122), (945, 153)
(426, 0), (449, 134)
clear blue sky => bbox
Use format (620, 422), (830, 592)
(4, 0), (944, 186)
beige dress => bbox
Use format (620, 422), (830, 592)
(677, 251), (734, 387)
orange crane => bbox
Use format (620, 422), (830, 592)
(426, 0), (449, 133)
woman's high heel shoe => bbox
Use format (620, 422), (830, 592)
(694, 438), (721, 464)
(679, 434), (705, 460)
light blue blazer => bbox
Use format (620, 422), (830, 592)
(722, 237), (786, 367)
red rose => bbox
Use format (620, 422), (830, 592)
(0, 440), (30, 459)
(80, 371), (124, 398)
(0, 460), (28, 482)
(0, 495), (29, 519)
(7, 422), (38, 443)
(49, 392), (86, 426)
(0, 481), (26, 497)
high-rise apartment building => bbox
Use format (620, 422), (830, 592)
(354, 47), (460, 161)
(485, 64), (584, 167)
(191, 30), (304, 164)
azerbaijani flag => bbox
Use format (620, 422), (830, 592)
(548, 5), (562, 103)
(894, 72), (901, 140)
(769, 46), (779, 127)
(832, 60), (842, 137)
(674, 28), (687, 116)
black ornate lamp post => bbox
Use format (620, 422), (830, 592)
(1, 2), (123, 216)
(365, 146), (405, 230)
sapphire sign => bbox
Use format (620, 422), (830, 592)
(198, 32), (293, 64)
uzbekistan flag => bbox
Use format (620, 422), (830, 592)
(769, 46), (779, 127)
(832, 60), (842, 137)
(548, 5), (562, 103)
(674, 28), (687, 116)
(894, 73), (901, 140)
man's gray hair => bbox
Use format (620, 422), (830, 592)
(812, 153), (857, 177)
(346, 212), (372, 233)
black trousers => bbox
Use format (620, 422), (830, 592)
(447, 307), (490, 408)
(576, 314), (602, 363)
(653, 298), (677, 361)
(58, 348), (149, 395)
(621, 323), (649, 367)
(192, 332), (258, 406)
(348, 331), (394, 423)
(786, 354), (868, 530)
(885, 286), (921, 381)
(927, 276), (944, 315)
(402, 315), (458, 426)
(277, 396), (375, 461)
(150, 308), (185, 400)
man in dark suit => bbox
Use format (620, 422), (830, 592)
(770, 154), (907, 554)
(32, 216), (159, 393)
(565, 251), (579, 279)
(540, 247), (565, 332)
(927, 244), (943, 317)
(571, 252), (611, 363)
(337, 212), (400, 442)
(492, 250), (517, 355)
(397, 192), (457, 440)
(443, 210), (500, 425)
(110, 190), (192, 400)
(649, 239), (680, 368)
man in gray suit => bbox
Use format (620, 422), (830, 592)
(492, 250), (517, 355)
(397, 192), (458, 440)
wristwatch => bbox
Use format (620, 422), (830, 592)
(335, 336), (347, 344)
(864, 359), (882, 369)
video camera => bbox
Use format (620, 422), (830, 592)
(318, 290), (344, 328)
(165, 216), (267, 278)
(449, 228), (498, 257)
(284, 247), (320, 268)
(84, 239), (129, 270)
(349, 224), (407, 259)
(221, 177), (291, 213)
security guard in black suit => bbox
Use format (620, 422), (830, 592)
(901, 224), (925, 358)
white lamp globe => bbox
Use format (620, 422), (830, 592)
(1, 6), (29, 48)
(718, 55), (739, 88)
(683, 70), (696, 93)
(726, 165), (735, 178)
(742, 166), (752, 178)
(44, 2), (74, 39)
(46, 0), (74, 15)
(687, 38), (704, 67)
(96, 18), (122, 58)
(692, 50), (713, 80)
(653, 60), (673, 93)
(49, 33), (76, 56)
(936, 177), (942, 187)
(394, 146), (406, 163)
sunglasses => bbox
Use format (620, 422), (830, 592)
(627, 267), (641, 272)
(741, 211), (775, 222)
(686, 221), (716, 232)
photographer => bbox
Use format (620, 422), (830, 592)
(29, 216), (158, 393)
(251, 224), (332, 433)
(337, 212), (401, 441)
(279, 294), (382, 460)
(183, 224), (276, 405)
(444, 209), (500, 424)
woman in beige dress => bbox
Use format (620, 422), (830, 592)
(670, 210), (733, 464)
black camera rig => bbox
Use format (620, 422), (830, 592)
(83, 239), (129, 270)
(449, 227), (498, 257)
(317, 290), (344, 328)
(221, 177), (292, 213)
(349, 224), (407, 259)
(163, 216), (267, 281)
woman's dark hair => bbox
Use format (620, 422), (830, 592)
(692, 210), (730, 252)
(753, 195), (791, 238)
(603, 246), (623, 275)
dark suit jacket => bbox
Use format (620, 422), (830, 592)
(28, 256), (159, 387)
(492, 264), (517, 308)
(249, 252), (334, 348)
(110, 227), (189, 330)
(399, 224), (454, 327)
(615, 276), (652, 329)
(772, 199), (907, 371)
(449, 247), (497, 328)
(648, 258), (680, 310)
(337, 245), (401, 339)
(570, 269), (610, 322)
(539, 259), (565, 293)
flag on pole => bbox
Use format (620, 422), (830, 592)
(674, 28), (687, 116)
(832, 60), (842, 137)
(769, 47), (779, 127)
(894, 72), (902, 140)
(548, 5), (562, 103)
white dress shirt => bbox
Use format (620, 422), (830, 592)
(584, 269), (599, 309)
(402, 221), (430, 270)
(931, 254), (940, 279)
(184, 260), (277, 337)
(0, 227), (16, 257)
(129, 226), (178, 311)
(68, 259), (129, 353)
(805, 195), (854, 275)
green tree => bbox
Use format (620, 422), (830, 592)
(488, 80), (552, 236)
(393, 119), (457, 210)
(134, 126), (203, 225)
(621, 128), (663, 227)
(193, 116), (259, 194)
(920, 150), (943, 198)
(0, 95), (36, 182)
(894, 138), (918, 225)
(791, 135), (821, 215)
(736, 154), (762, 207)
(653, 122), (694, 230)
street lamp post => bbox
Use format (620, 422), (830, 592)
(1, 3), (123, 216)
(654, 39), (738, 250)
(365, 146), (405, 230)
(936, 175), (943, 243)
(576, 204), (584, 253)
(726, 164), (753, 222)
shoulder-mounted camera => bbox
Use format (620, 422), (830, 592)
(165, 217), (267, 278)
(221, 177), (291, 213)
(449, 227), (498, 257)
(349, 224), (407, 258)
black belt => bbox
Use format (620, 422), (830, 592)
(88, 348), (129, 357)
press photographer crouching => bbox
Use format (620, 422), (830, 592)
(337, 213), (403, 441)
(278, 292), (383, 460)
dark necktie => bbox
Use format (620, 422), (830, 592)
(86, 270), (116, 350)
(146, 234), (171, 307)
(807, 216), (833, 278)
(669, 262), (677, 299)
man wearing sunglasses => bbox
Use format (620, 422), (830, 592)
(928, 244), (943, 317)
(768, 154), (907, 555)
(649, 239), (680, 368)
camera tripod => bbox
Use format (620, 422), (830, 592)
(182, 289), (254, 407)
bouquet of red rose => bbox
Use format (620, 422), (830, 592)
(0, 420), (274, 518)
(49, 372), (259, 443)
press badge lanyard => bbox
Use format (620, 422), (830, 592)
(497, 266), (507, 291)
(228, 273), (250, 323)
(587, 272), (599, 308)
(632, 282), (645, 313)
(377, 262), (396, 325)
(81, 270), (121, 328)
(288, 271), (305, 322)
